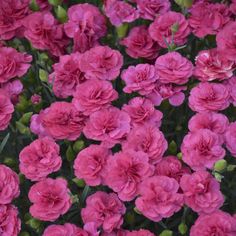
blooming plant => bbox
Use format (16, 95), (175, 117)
(1, 0), (236, 235)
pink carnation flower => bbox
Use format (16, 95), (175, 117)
(19, 137), (62, 181)
(149, 11), (190, 48)
(194, 48), (235, 81)
(181, 129), (225, 170)
(41, 102), (86, 141)
(155, 52), (193, 85)
(0, 164), (19, 204)
(23, 12), (68, 57)
(104, 150), (154, 201)
(180, 170), (224, 214)
(0, 204), (21, 236)
(83, 107), (130, 147)
(103, 0), (139, 26)
(190, 210), (236, 236)
(122, 97), (163, 127)
(230, 0), (236, 15)
(64, 3), (107, 53)
(224, 76), (236, 106)
(225, 122), (236, 157)
(74, 144), (111, 186)
(29, 178), (72, 221)
(189, 2), (231, 38)
(81, 191), (126, 233)
(122, 64), (158, 95)
(79, 46), (123, 81)
(135, 176), (184, 222)
(126, 229), (155, 236)
(137, 0), (170, 20)
(49, 53), (86, 98)
(0, 47), (32, 84)
(120, 26), (160, 60)
(123, 124), (167, 164)
(189, 82), (230, 112)
(72, 79), (118, 115)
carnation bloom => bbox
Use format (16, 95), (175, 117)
(189, 2), (231, 38)
(149, 11), (190, 48)
(190, 210), (236, 236)
(181, 129), (225, 170)
(0, 204), (21, 236)
(137, 0), (170, 20)
(180, 170), (224, 214)
(121, 64), (158, 95)
(120, 25), (160, 60)
(0, 90), (14, 131)
(126, 229), (155, 236)
(189, 82), (230, 112)
(64, 3), (107, 53)
(123, 124), (167, 164)
(81, 191), (126, 233)
(0, 47), (32, 84)
(225, 122), (236, 158)
(23, 12), (68, 57)
(104, 150), (154, 201)
(49, 53), (86, 98)
(155, 156), (190, 183)
(31, 94), (41, 105)
(41, 102), (86, 141)
(216, 22), (236, 62)
(19, 137), (62, 181)
(155, 52), (193, 85)
(230, 0), (236, 15)
(103, 0), (139, 26)
(122, 97), (163, 127)
(135, 176), (183, 222)
(0, 0), (30, 40)
(72, 79), (118, 115)
(74, 144), (111, 186)
(29, 178), (72, 221)
(83, 107), (130, 147)
(79, 46), (123, 81)
(194, 48), (235, 82)
(225, 76), (236, 106)
(0, 165), (19, 204)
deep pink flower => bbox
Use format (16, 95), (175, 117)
(126, 229), (155, 236)
(36, 0), (52, 10)
(0, 47), (32, 84)
(230, 0), (236, 15)
(104, 150), (154, 201)
(135, 176), (184, 222)
(29, 178), (72, 221)
(181, 129), (225, 170)
(190, 210), (236, 236)
(64, 3), (107, 53)
(137, 0), (170, 20)
(72, 79), (118, 115)
(74, 144), (111, 186)
(180, 170), (224, 214)
(189, 82), (230, 112)
(0, 204), (21, 236)
(122, 97), (163, 127)
(23, 12), (68, 57)
(79, 46), (123, 81)
(31, 94), (41, 105)
(225, 122), (236, 158)
(49, 53), (86, 98)
(194, 48), (235, 81)
(0, 0), (30, 40)
(83, 107), (130, 147)
(81, 191), (126, 233)
(41, 102), (86, 141)
(224, 76), (236, 106)
(189, 2), (231, 38)
(155, 52), (193, 85)
(0, 164), (19, 204)
(122, 64), (158, 95)
(123, 124), (167, 164)
(0, 90), (14, 131)
(155, 156), (190, 183)
(149, 11), (190, 48)
(19, 137), (62, 181)
(103, 0), (139, 26)
(120, 26), (160, 60)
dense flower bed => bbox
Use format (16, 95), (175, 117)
(0, 0), (236, 235)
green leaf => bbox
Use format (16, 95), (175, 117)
(81, 185), (90, 203)
(19, 112), (33, 125)
(0, 133), (10, 154)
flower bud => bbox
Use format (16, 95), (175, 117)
(168, 140), (177, 155)
(39, 69), (48, 82)
(214, 160), (227, 173)
(175, 0), (193, 8)
(116, 23), (129, 39)
(73, 140), (85, 153)
(19, 112), (33, 125)
(56, 6), (68, 23)
(66, 145), (76, 162)
(30, 0), (40, 11)
(178, 223), (188, 235)
(72, 178), (86, 188)
(160, 230), (173, 236)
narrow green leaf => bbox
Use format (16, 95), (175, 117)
(0, 133), (10, 154)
